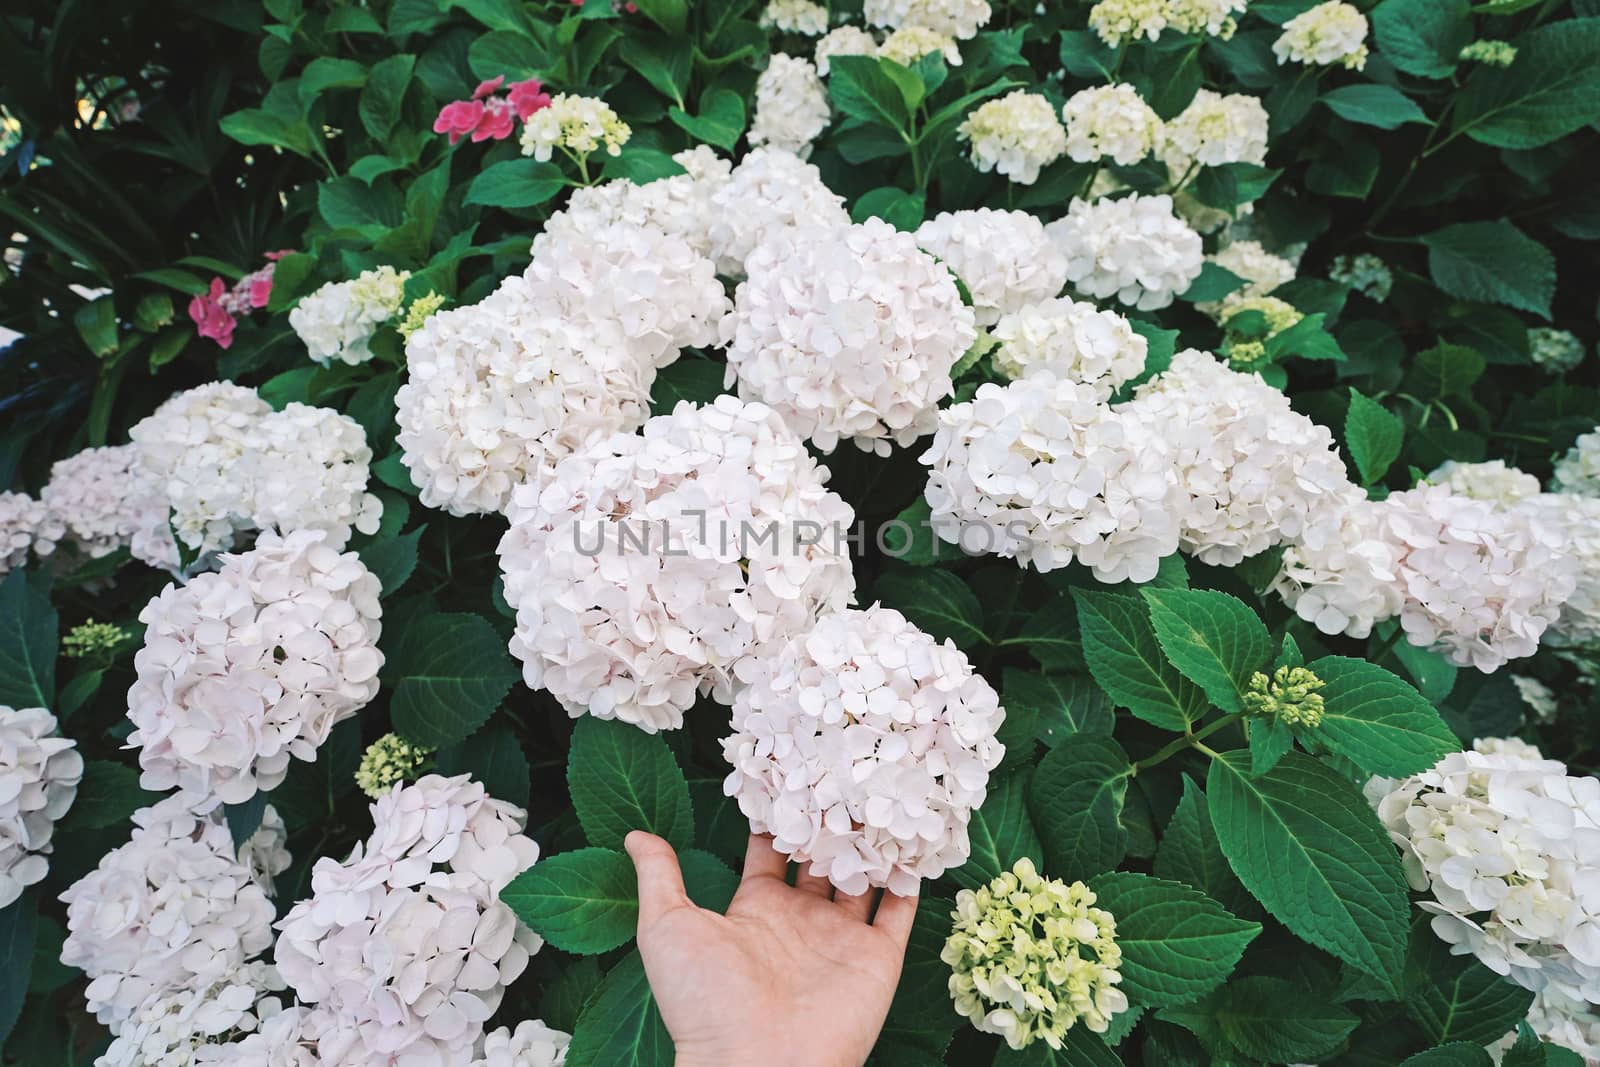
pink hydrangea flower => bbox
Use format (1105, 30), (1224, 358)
(473, 97), (517, 142)
(242, 264), (275, 309)
(433, 100), (485, 144)
(508, 79), (552, 119)
(473, 76), (505, 99)
(188, 279), (237, 349)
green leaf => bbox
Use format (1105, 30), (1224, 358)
(1215, 976), (1360, 1061)
(880, 497), (943, 567)
(852, 187), (926, 231)
(1321, 84), (1431, 129)
(56, 668), (103, 719)
(874, 568), (986, 650)
(1088, 872), (1260, 1009)
(1311, 656), (1460, 777)
(1072, 589), (1207, 732)
(949, 770), (1042, 891)
(0, 887), (38, 1046)
(631, 0), (686, 34)
(464, 159), (567, 209)
(1399, 1045), (1495, 1067)
(1406, 924), (1535, 1047)
(360, 54), (416, 140)
(434, 725), (531, 809)
(467, 28), (552, 81)
(319, 177), (403, 232)
(1346, 388), (1404, 485)
(602, 148), (688, 184)
(501, 847), (638, 955)
(1142, 589), (1272, 714)
(1405, 342), (1487, 401)
(992, 1029), (1126, 1066)
(619, 33), (691, 107)
(1003, 671), (1114, 745)
(568, 717), (695, 852)
(359, 525), (424, 596)
(1248, 715), (1295, 776)
(219, 107), (312, 157)
(828, 55), (913, 132)
(1179, 262), (1245, 304)
(649, 359), (726, 413)
(565, 951), (673, 1067)
(1453, 19), (1600, 149)
(885, 897), (962, 1032)
(73, 295), (119, 358)
(1029, 735), (1131, 878)
(1264, 312), (1347, 362)
(1154, 777), (1259, 921)
(679, 850), (738, 912)
(0, 571), (56, 708)
(1422, 221), (1555, 319)
(1207, 751), (1411, 994)
(388, 613), (520, 748)
(667, 88), (745, 150)
(60, 761), (146, 830)
(1373, 0), (1471, 78)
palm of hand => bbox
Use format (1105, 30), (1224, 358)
(626, 831), (921, 1067)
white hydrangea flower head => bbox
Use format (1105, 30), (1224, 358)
(1521, 988), (1600, 1060)
(705, 147), (850, 278)
(1123, 350), (1355, 566)
(1473, 735), (1545, 760)
(913, 209), (1068, 327)
(539, 147), (731, 259)
(723, 217), (976, 454)
(1529, 328), (1586, 374)
(1061, 84), (1163, 166)
(517, 94), (630, 163)
(498, 396), (857, 733)
(1553, 430), (1600, 497)
(748, 54), (831, 156)
(191, 1004), (326, 1067)
(1088, 0), (1246, 46)
(989, 298), (1147, 397)
(1047, 194), (1204, 310)
(289, 266), (409, 366)
(129, 383), (271, 558)
(1274, 0), (1370, 70)
(96, 961), (282, 1067)
(472, 1021), (572, 1067)
(722, 604), (1006, 895)
(944, 859), (1128, 1049)
(760, 0), (829, 34)
(815, 26), (880, 74)
(241, 404), (384, 547)
(863, 0), (992, 39)
(1273, 487), (1406, 640)
(274, 775), (541, 1066)
(922, 374), (1184, 581)
(0, 490), (61, 574)
(1426, 460), (1542, 506)
(1196, 239), (1295, 320)
(879, 25), (962, 66)
(128, 529), (383, 805)
(1330, 252), (1393, 302)
(1160, 89), (1269, 174)
(40, 444), (166, 562)
(1512, 675), (1558, 724)
(60, 793), (282, 1032)
(1523, 492), (1600, 648)
(1367, 748), (1600, 1004)
(394, 274), (656, 517)
(0, 706), (81, 908)
(957, 91), (1067, 185)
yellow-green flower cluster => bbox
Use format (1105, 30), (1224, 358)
(62, 620), (128, 659)
(398, 292), (447, 340)
(355, 733), (432, 799)
(519, 94), (631, 166)
(942, 858), (1128, 1050)
(1242, 665), (1326, 727)
(1223, 295), (1303, 338)
(1459, 40), (1517, 67)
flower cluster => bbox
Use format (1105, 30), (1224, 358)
(921, 374), (1185, 581)
(273, 775), (542, 1065)
(943, 858), (1128, 1049)
(723, 605), (1006, 895)
(914, 209), (1068, 327)
(543, 145), (730, 260)
(0, 706), (81, 908)
(1529, 328), (1587, 374)
(1426, 460), (1542, 507)
(761, 0), (829, 35)
(1088, 0), (1246, 46)
(879, 25), (962, 66)
(989, 297), (1147, 396)
(473, 1021), (573, 1067)
(723, 217), (976, 454)
(814, 26), (880, 74)
(1330, 252), (1394, 302)
(356, 733), (432, 799)
(1160, 89), (1269, 174)
(59, 793), (288, 1042)
(1460, 39), (1518, 67)
(1061, 84), (1162, 166)
(749, 54), (830, 156)
(434, 76), (552, 144)
(0, 490), (57, 574)
(1273, 0), (1369, 70)
(957, 91), (1067, 185)
(40, 444), (167, 562)
(1047, 193), (1205, 310)
(1525, 492), (1600, 648)
(1554, 429), (1600, 497)
(1123, 350), (1351, 565)
(289, 265), (410, 366)
(518, 93), (631, 166)
(1368, 746), (1600, 1004)
(498, 396), (857, 733)
(863, 0), (992, 39)
(1201, 239), (1296, 317)
(1241, 666), (1325, 726)
(63, 619), (129, 659)
(187, 252), (286, 350)
(706, 147), (849, 278)
(127, 530), (384, 805)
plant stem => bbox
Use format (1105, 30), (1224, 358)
(1133, 712), (1243, 773)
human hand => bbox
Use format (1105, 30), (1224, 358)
(625, 830), (920, 1067)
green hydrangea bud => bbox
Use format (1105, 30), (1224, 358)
(1224, 340), (1270, 369)
(355, 733), (432, 798)
(62, 619), (129, 659)
(1459, 40), (1517, 67)
(1242, 665), (1326, 727)
(398, 292), (447, 340)
(941, 858), (1129, 1051)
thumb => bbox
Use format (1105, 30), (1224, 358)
(625, 830), (691, 927)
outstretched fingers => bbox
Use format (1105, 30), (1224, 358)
(872, 889), (920, 947)
(740, 833), (788, 884)
(835, 885), (878, 922)
(625, 830), (692, 927)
